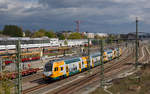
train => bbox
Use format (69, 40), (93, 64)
(43, 48), (122, 81)
(0, 68), (40, 80)
(1, 46), (72, 65)
(1, 52), (41, 65)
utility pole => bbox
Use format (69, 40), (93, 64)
(100, 39), (104, 88)
(135, 17), (139, 69)
(88, 38), (90, 73)
(75, 20), (80, 32)
(16, 40), (22, 94)
(0, 58), (2, 94)
(117, 40), (120, 59)
(0, 58), (2, 73)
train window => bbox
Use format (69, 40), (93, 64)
(79, 63), (81, 68)
(82, 61), (84, 65)
(44, 63), (53, 72)
(54, 67), (58, 71)
(61, 67), (63, 71)
(66, 66), (69, 72)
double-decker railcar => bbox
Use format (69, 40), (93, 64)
(43, 48), (122, 81)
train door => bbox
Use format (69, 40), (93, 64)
(79, 62), (81, 72)
(82, 60), (85, 69)
(119, 48), (122, 55)
(92, 58), (94, 67)
(84, 56), (88, 68)
(66, 65), (69, 76)
(54, 66), (59, 77)
(114, 50), (116, 58)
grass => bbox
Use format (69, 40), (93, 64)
(109, 65), (150, 94)
(90, 87), (108, 94)
(0, 71), (15, 94)
(91, 65), (150, 94)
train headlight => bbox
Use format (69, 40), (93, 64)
(43, 72), (52, 77)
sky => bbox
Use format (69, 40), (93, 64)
(0, 0), (150, 34)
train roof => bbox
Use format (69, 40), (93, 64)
(45, 48), (120, 65)
(64, 58), (81, 64)
(45, 56), (81, 65)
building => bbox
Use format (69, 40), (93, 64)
(120, 32), (150, 40)
(95, 33), (108, 37)
(84, 32), (108, 38)
(86, 33), (95, 38)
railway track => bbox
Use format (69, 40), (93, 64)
(54, 45), (148, 94)
(50, 49), (134, 94)
(142, 46), (150, 63)
(22, 47), (132, 94)
(22, 46), (127, 84)
(23, 44), (147, 94)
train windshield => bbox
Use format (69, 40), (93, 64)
(44, 62), (53, 72)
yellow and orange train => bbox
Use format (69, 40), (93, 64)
(43, 48), (122, 80)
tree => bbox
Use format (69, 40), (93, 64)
(2, 25), (23, 37)
(107, 34), (115, 44)
(94, 35), (100, 39)
(64, 40), (68, 46)
(45, 31), (56, 38)
(32, 29), (46, 38)
(24, 30), (32, 37)
(68, 32), (82, 39)
(82, 34), (87, 39)
(0, 30), (2, 34)
(56, 33), (65, 40)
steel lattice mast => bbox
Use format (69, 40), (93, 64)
(16, 40), (22, 94)
(135, 17), (139, 68)
(100, 39), (104, 88)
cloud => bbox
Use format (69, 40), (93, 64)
(0, 0), (149, 33)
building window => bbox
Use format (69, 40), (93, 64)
(79, 63), (81, 68)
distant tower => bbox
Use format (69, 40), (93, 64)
(75, 20), (80, 32)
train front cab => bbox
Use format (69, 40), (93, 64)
(43, 61), (65, 80)
(43, 62), (53, 80)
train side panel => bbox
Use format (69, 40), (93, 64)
(91, 54), (101, 67)
(64, 58), (82, 76)
(51, 61), (65, 80)
(107, 50), (113, 61)
(81, 57), (88, 70)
